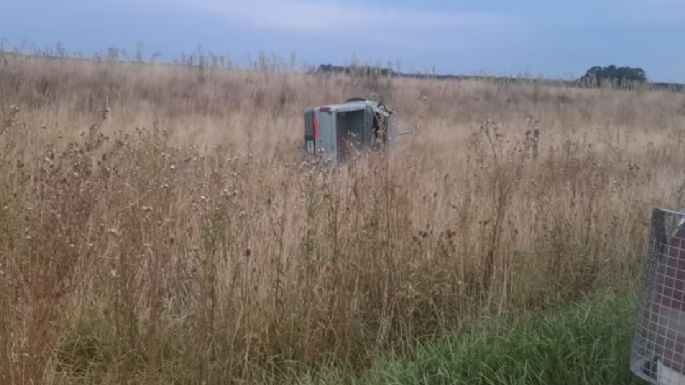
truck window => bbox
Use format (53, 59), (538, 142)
(336, 109), (365, 162)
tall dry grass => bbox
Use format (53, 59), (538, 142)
(0, 54), (684, 384)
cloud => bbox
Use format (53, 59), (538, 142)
(168, 0), (522, 45)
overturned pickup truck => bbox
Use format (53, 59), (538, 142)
(304, 98), (397, 166)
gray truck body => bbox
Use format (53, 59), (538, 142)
(304, 99), (397, 166)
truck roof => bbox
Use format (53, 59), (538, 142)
(306, 99), (391, 114)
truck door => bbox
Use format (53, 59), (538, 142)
(304, 109), (316, 155)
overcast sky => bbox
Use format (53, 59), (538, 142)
(1, 0), (684, 82)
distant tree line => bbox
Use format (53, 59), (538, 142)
(317, 64), (470, 81)
(580, 65), (647, 87)
(317, 64), (663, 90)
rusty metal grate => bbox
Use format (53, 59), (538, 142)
(631, 208), (685, 385)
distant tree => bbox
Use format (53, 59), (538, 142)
(580, 65), (647, 87)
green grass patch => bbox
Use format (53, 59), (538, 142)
(303, 291), (645, 385)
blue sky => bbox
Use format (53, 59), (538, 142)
(1, 0), (684, 82)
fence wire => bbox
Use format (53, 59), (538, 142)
(632, 208), (685, 385)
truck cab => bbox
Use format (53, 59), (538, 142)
(304, 98), (397, 166)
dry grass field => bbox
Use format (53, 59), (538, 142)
(1, 54), (684, 384)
